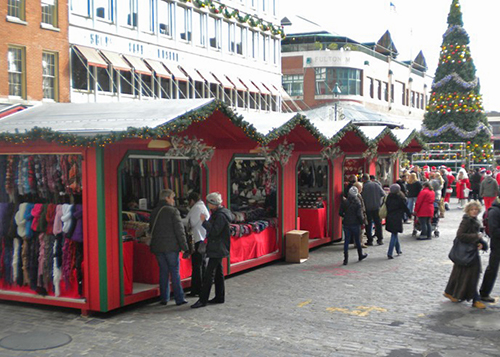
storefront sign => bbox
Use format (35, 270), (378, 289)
(306, 55), (351, 67)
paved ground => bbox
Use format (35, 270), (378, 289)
(1, 200), (499, 357)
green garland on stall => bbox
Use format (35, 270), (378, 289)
(263, 114), (330, 146)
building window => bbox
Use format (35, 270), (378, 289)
(262, 0), (267, 12)
(390, 84), (394, 103)
(226, 22), (235, 53)
(179, 7), (192, 42)
(368, 77), (374, 98)
(8, 46), (25, 98)
(236, 26), (244, 55)
(8, 0), (25, 20)
(261, 34), (268, 61)
(283, 74), (303, 96)
(376, 80), (382, 100)
(383, 82), (388, 102)
(41, 0), (58, 27)
(315, 68), (361, 96)
(122, 0), (137, 27)
(138, 0), (154, 32)
(42, 52), (58, 100)
(71, 0), (89, 16)
(273, 38), (279, 64)
(159, 0), (174, 36)
(95, 0), (114, 22)
(208, 16), (221, 49)
(193, 11), (206, 46)
(251, 30), (258, 59)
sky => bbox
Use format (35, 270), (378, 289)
(282, 0), (500, 112)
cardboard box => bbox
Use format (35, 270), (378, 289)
(286, 230), (309, 263)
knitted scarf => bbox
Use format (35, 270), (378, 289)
(53, 204), (63, 235)
(15, 203), (28, 238)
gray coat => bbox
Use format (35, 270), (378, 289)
(149, 201), (188, 254)
(480, 175), (499, 198)
(361, 181), (386, 211)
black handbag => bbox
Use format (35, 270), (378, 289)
(448, 238), (478, 267)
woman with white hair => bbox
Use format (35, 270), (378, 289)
(456, 168), (471, 209)
(191, 192), (234, 309)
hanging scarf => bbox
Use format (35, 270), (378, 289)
(44, 234), (55, 290)
(21, 238), (30, 285)
(45, 204), (57, 235)
(5, 155), (17, 197)
(15, 203), (28, 238)
(28, 155), (37, 194)
(62, 238), (76, 290)
(37, 233), (46, 288)
(53, 204), (64, 235)
(52, 234), (63, 296)
(30, 203), (44, 233)
(12, 238), (20, 285)
(61, 204), (73, 234)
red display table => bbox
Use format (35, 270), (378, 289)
(230, 227), (278, 264)
(298, 205), (327, 239)
(123, 241), (192, 288)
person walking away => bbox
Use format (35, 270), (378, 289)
(406, 173), (422, 221)
(182, 192), (210, 297)
(470, 168), (482, 202)
(361, 174), (386, 245)
(396, 173), (409, 222)
(430, 172), (444, 219)
(444, 201), (489, 308)
(353, 182), (368, 248)
(480, 170), (499, 211)
(455, 169), (470, 209)
(479, 196), (500, 302)
(414, 182), (435, 240)
(191, 192), (234, 308)
(439, 169), (449, 215)
(339, 186), (368, 265)
(150, 189), (189, 306)
(444, 168), (455, 210)
(385, 184), (411, 259)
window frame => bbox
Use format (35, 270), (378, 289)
(178, 6), (192, 42)
(41, 0), (59, 28)
(226, 21), (235, 54)
(121, 0), (138, 28)
(7, 0), (26, 21)
(42, 51), (59, 101)
(208, 15), (221, 50)
(158, 0), (174, 37)
(193, 11), (207, 47)
(314, 67), (362, 96)
(95, 0), (114, 22)
(7, 46), (26, 98)
(282, 74), (304, 97)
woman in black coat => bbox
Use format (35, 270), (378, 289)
(385, 184), (411, 259)
(444, 201), (489, 309)
(339, 186), (368, 265)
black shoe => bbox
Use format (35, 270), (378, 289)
(191, 300), (207, 308)
(176, 300), (188, 306)
(159, 300), (168, 306)
(358, 253), (368, 262)
(387, 255), (394, 259)
(377, 240), (384, 245)
(208, 298), (225, 304)
(343, 258), (348, 265)
(397, 251), (402, 255)
(480, 295), (495, 303)
(366, 242), (374, 246)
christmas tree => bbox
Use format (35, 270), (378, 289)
(422, 0), (492, 165)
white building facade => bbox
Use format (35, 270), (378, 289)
(69, 0), (283, 111)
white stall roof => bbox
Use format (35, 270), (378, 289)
(0, 99), (215, 135)
(391, 129), (416, 146)
(358, 126), (389, 141)
(243, 112), (299, 136)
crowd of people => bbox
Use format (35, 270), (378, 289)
(341, 164), (500, 309)
(146, 164), (500, 311)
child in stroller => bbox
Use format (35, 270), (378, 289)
(412, 202), (440, 237)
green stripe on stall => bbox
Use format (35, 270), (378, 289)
(96, 147), (108, 312)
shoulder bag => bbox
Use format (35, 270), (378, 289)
(143, 206), (165, 246)
(448, 237), (478, 267)
(379, 196), (388, 219)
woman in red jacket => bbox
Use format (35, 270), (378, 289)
(414, 182), (435, 240)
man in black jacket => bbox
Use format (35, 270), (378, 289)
(150, 189), (189, 306)
(470, 168), (482, 202)
(192, 192), (234, 308)
(479, 197), (500, 302)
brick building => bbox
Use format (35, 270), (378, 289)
(0, 0), (70, 105)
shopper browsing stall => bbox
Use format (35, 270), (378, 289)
(192, 192), (234, 309)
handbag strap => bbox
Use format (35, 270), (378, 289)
(150, 206), (166, 235)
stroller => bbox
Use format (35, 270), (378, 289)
(412, 202), (440, 238)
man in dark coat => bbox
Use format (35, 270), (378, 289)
(361, 174), (386, 245)
(470, 168), (482, 201)
(479, 197), (500, 302)
(192, 192), (234, 308)
(150, 189), (189, 306)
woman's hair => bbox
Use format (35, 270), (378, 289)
(434, 172), (444, 185)
(422, 182), (432, 189)
(408, 173), (417, 184)
(463, 200), (482, 215)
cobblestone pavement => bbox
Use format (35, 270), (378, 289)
(1, 201), (499, 357)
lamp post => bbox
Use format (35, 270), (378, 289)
(333, 83), (342, 121)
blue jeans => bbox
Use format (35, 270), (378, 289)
(155, 252), (185, 303)
(419, 217), (432, 238)
(407, 197), (417, 216)
(388, 232), (401, 257)
(343, 224), (362, 257)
